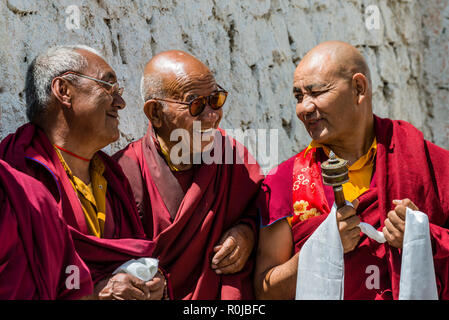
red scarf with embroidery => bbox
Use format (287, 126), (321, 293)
(291, 148), (330, 225)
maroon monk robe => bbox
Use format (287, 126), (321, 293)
(113, 125), (264, 300)
(0, 160), (92, 299)
(0, 123), (156, 285)
(261, 115), (449, 300)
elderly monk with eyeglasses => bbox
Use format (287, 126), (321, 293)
(113, 50), (264, 300)
(0, 45), (165, 300)
(254, 41), (449, 300)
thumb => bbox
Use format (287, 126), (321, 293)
(351, 198), (360, 210)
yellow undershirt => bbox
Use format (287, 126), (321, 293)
(287, 138), (377, 226)
(159, 143), (181, 172)
(54, 147), (108, 238)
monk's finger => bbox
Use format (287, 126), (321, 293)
(215, 257), (245, 275)
(124, 286), (148, 300)
(215, 229), (231, 247)
(382, 226), (401, 248)
(388, 210), (405, 232)
(393, 198), (419, 212)
(392, 204), (407, 221)
(352, 198), (360, 210)
(98, 287), (114, 300)
(213, 245), (240, 271)
(351, 227), (362, 239)
(338, 214), (360, 231)
(384, 218), (404, 246)
(111, 293), (126, 300)
(132, 279), (151, 300)
(382, 226), (393, 244)
(211, 236), (236, 266)
(119, 273), (151, 300)
(144, 277), (164, 300)
(341, 228), (360, 253)
(341, 225), (361, 239)
(123, 276), (150, 300)
(146, 276), (163, 292)
(109, 277), (147, 300)
(336, 205), (357, 221)
(112, 287), (147, 300)
(402, 198), (419, 211)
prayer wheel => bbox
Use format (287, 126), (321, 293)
(321, 151), (349, 209)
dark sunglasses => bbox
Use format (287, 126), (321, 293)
(152, 84), (228, 117)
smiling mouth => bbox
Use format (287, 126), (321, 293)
(307, 118), (323, 125)
(107, 113), (119, 119)
(194, 127), (216, 134)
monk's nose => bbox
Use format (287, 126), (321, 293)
(200, 104), (221, 123)
(300, 99), (316, 116)
(114, 94), (126, 110)
(296, 100), (316, 120)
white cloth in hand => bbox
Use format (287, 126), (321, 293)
(296, 202), (344, 300)
(296, 203), (438, 300)
(113, 258), (159, 282)
(399, 208), (438, 300)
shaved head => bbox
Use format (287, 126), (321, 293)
(293, 41), (375, 157)
(296, 41), (372, 93)
(140, 50), (214, 102)
(140, 50), (223, 168)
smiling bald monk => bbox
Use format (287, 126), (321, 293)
(114, 50), (264, 300)
(254, 41), (449, 300)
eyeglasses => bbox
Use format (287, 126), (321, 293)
(59, 71), (124, 96)
(151, 85), (228, 117)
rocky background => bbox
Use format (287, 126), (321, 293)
(0, 0), (448, 172)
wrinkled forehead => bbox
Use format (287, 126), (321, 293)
(159, 64), (215, 97)
(293, 53), (338, 88)
(145, 52), (217, 97)
(77, 49), (117, 81)
(170, 71), (216, 95)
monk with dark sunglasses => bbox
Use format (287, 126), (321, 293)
(114, 50), (264, 299)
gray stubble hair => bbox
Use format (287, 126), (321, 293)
(25, 44), (103, 122)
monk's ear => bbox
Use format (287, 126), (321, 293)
(51, 77), (73, 108)
(144, 99), (163, 128)
(352, 73), (368, 105)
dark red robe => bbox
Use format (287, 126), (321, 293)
(113, 126), (264, 299)
(261, 115), (449, 299)
(0, 159), (92, 299)
(0, 123), (156, 285)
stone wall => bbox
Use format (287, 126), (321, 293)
(0, 0), (448, 172)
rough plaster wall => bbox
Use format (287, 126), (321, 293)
(0, 0), (447, 172)
(421, 0), (449, 149)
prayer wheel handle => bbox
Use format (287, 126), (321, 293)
(321, 151), (349, 209)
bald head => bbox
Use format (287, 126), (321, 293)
(140, 50), (214, 102)
(296, 41), (372, 92)
(293, 41), (375, 148)
(140, 50), (223, 165)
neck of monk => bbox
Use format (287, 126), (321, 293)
(44, 125), (97, 184)
(156, 134), (193, 171)
(326, 116), (375, 166)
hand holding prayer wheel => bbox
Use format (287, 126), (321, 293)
(322, 152), (361, 253)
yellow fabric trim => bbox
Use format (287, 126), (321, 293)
(54, 146), (107, 238)
(159, 144), (180, 172)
